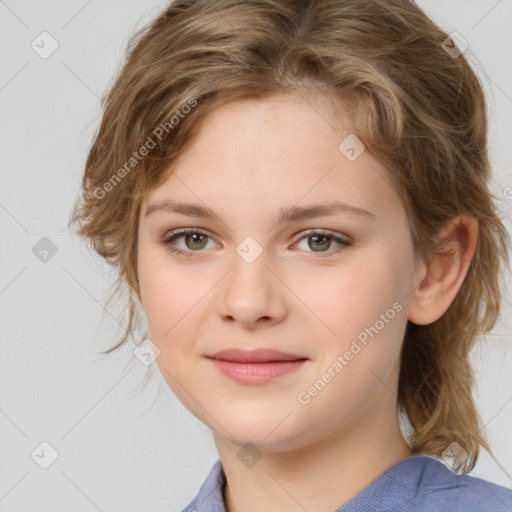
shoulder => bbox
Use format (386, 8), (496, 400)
(180, 459), (227, 512)
(408, 456), (512, 512)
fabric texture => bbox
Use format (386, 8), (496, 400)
(181, 454), (512, 512)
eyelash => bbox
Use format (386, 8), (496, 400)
(161, 228), (352, 258)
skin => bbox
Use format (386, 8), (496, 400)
(136, 94), (478, 512)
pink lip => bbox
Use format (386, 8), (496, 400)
(207, 348), (305, 363)
(205, 349), (308, 385)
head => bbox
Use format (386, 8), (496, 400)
(70, 0), (510, 473)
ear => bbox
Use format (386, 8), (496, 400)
(407, 214), (478, 325)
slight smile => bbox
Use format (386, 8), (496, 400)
(205, 349), (309, 385)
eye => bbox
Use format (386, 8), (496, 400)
(292, 229), (352, 257)
(161, 229), (218, 257)
(161, 228), (352, 258)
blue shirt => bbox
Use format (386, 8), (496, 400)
(181, 454), (512, 511)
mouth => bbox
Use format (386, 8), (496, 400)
(205, 348), (309, 385)
(205, 348), (307, 363)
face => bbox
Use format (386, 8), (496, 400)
(137, 94), (422, 453)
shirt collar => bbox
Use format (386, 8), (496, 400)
(183, 454), (449, 512)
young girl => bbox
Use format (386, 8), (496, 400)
(71, 0), (512, 510)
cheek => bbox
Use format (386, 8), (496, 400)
(302, 251), (405, 342)
(296, 266), (407, 432)
(303, 250), (408, 393)
(137, 250), (215, 418)
(137, 245), (220, 372)
(138, 243), (191, 342)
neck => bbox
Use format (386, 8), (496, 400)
(213, 396), (413, 512)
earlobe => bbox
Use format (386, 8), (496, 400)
(407, 214), (478, 326)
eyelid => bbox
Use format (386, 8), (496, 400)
(161, 227), (350, 242)
(294, 228), (351, 243)
(162, 227), (219, 245)
(161, 227), (352, 256)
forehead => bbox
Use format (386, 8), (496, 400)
(142, 95), (404, 225)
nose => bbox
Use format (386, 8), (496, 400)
(214, 248), (288, 330)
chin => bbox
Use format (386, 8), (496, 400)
(212, 417), (311, 453)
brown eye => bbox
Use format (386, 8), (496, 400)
(162, 229), (217, 256)
(294, 230), (352, 256)
(183, 233), (209, 250)
(307, 235), (333, 252)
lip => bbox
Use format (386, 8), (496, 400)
(205, 349), (308, 385)
(206, 348), (306, 363)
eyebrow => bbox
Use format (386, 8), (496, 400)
(144, 199), (376, 223)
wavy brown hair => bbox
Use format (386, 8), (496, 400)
(69, 0), (510, 474)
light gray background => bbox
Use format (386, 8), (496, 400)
(0, 1), (511, 511)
